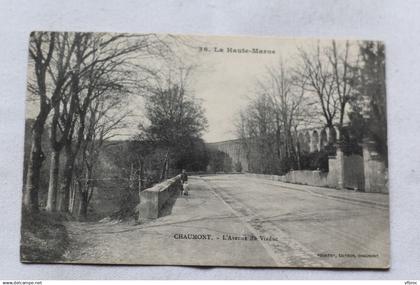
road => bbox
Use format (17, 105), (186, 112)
(64, 174), (390, 268)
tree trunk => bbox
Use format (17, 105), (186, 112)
(58, 145), (75, 213)
(296, 142), (302, 170)
(138, 159), (144, 191)
(45, 149), (60, 211)
(129, 163), (135, 189)
(166, 157), (170, 178)
(275, 115), (281, 160)
(23, 119), (47, 212)
(69, 178), (77, 214)
(160, 151), (169, 181)
(77, 191), (88, 220)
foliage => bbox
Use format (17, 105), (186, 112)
(136, 67), (208, 178)
(299, 150), (329, 172)
(207, 149), (232, 173)
(236, 40), (382, 175)
(20, 209), (69, 262)
(24, 31), (165, 214)
(348, 41), (387, 163)
(174, 138), (209, 172)
(234, 161), (243, 173)
(110, 184), (140, 221)
(140, 84), (207, 146)
(237, 93), (286, 175)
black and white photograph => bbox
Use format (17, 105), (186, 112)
(20, 32), (389, 268)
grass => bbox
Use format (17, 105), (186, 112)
(20, 208), (69, 263)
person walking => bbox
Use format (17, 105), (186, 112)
(180, 169), (189, 196)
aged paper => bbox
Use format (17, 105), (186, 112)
(21, 32), (389, 268)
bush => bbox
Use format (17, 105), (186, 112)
(20, 209), (69, 262)
(110, 184), (140, 221)
(207, 149), (232, 173)
(299, 150), (329, 172)
(234, 161), (243, 172)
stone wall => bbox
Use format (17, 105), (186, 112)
(363, 141), (388, 193)
(343, 154), (365, 190)
(284, 170), (330, 187)
(246, 153), (368, 191)
(246, 149), (388, 193)
(363, 159), (388, 193)
(207, 134), (388, 193)
(328, 154), (343, 189)
(137, 174), (182, 220)
(246, 171), (332, 188)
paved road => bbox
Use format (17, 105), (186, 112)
(64, 174), (389, 268)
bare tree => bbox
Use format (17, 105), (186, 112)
(328, 40), (356, 127)
(265, 61), (308, 169)
(237, 59), (311, 174)
(70, 93), (130, 219)
(24, 32), (58, 212)
(296, 40), (357, 137)
(296, 42), (338, 129)
(45, 33), (87, 212)
(53, 32), (164, 213)
(237, 92), (278, 174)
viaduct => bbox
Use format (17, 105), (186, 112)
(207, 125), (342, 173)
(205, 125), (388, 193)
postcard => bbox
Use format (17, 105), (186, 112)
(21, 32), (389, 268)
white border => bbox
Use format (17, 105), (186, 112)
(1, 0), (420, 280)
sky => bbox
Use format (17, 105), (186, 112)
(25, 34), (360, 143)
(180, 35), (355, 142)
(190, 35), (286, 142)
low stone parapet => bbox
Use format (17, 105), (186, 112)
(246, 171), (331, 188)
(137, 175), (182, 220)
